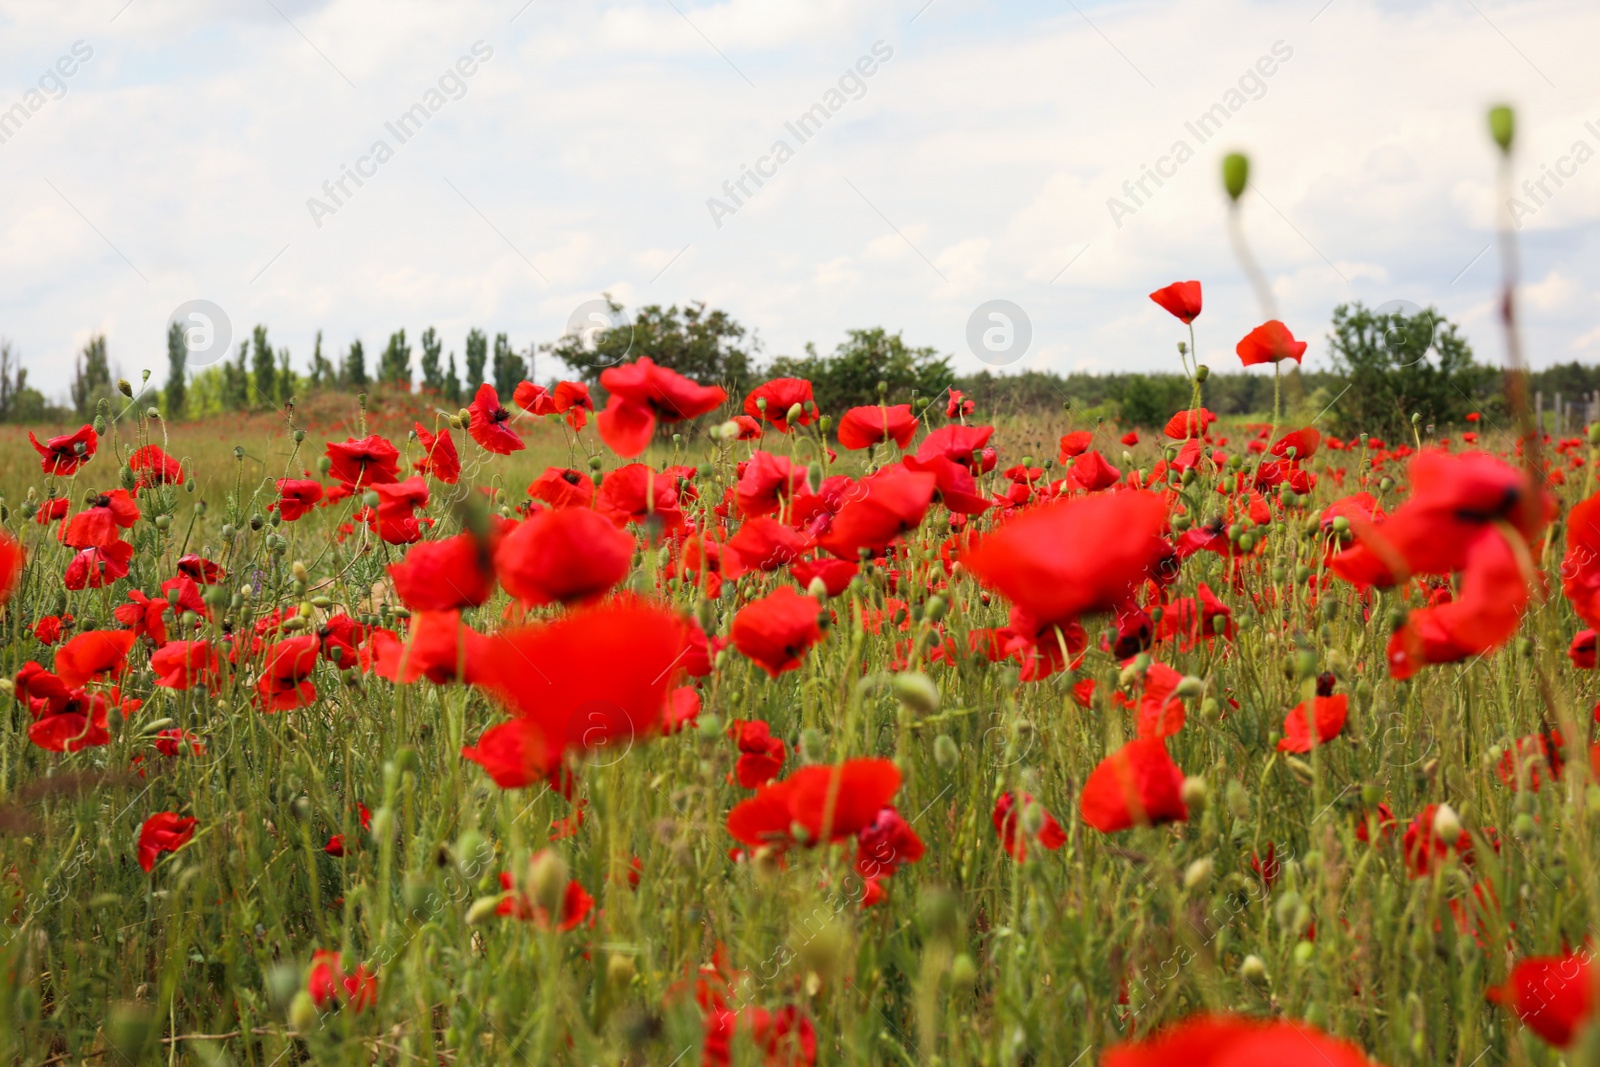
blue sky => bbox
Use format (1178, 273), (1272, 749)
(0, 0), (1595, 399)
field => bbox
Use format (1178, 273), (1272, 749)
(0, 357), (1597, 1067)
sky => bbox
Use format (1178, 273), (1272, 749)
(0, 0), (1596, 401)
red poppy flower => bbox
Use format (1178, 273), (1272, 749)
(726, 518), (811, 574)
(1271, 426), (1322, 460)
(512, 380), (549, 412)
(34, 497), (69, 526)
(790, 557), (858, 596)
(745, 377), (816, 432)
(413, 422), (461, 484)
(1277, 693), (1349, 752)
(151, 728), (204, 758)
(151, 640), (220, 690)
(389, 530), (499, 611)
(549, 379), (594, 430)
(946, 389), (974, 418)
(992, 791), (1067, 861)
(1103, 1013), (1378, 1067)
(361, 476), (430, 544)
(1080, 737), (1187, 832)
(1570, 630), (1596, 669)
(816, 465), (937, 559)
(461, 717), (563, 789)
(137, 813), (198, 872)
(1562, 494), (1600, 628)
(495, 507), (633, 607)
(917, 424), (995, 473)
(729, 414), (764, 440)
(732, 720), (787, 788)
(31, 615), (64, 645)
(1488, 953), (1594, 1048)
(1118, 660), (1186, 739)
(497, 863), (596, 931)
(324, 434), (400, 485)
(1387, 529), (1531, 679)
(1148, 280), (1202, 324)
(731, 586), (824, 677)
(307, 950), (376, 1013)
(1058, 430), (1093, 459)
(854, 805), (925, 878)
(63, 490), (139, 548)
(64, 540), (133, 590)
(1163, 408), (1217, 439)
(1065, 450), (1121, 492)
(470, 600), (691, 773)
(269, 479), (325, 521)
(128, 444), (184, 489)
(596, 463), (685, 533)
(0, 532), (21, 606)
(735, 451), (806, 518)
(113, 589), (170, 646)
(371, 610), (491, 685)
(27, 686), (117, 753)
(726, 758), (902, 848)
(1236, 320), (1308, 366)
(902, 454), (992, 514)
(837, 404), (917, 450)
(54, 629), (135, 688)
(29, 425), (97, 475)
(467, 383), (526, 454)
(256, 634), (321, 711)
(1401, 803), (1474, 877)
(528, 467), (593, 509)
(177, 553), (225, 583)
(965, 490), (1169, 637)
(596, 358), (727, 458)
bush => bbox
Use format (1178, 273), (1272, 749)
(1324, 302), (1494, 439)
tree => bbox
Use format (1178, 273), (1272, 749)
(419, 327), (444, 395)
(0, 341), (51, 422)
(341, 339), (368, 389)
(767, 327), (952, 414)
(1325, 302), (1493, 439)
(379, 329), (412, 390)
(71, 334), (113, 419)
(251, 325), (276, 408)
(444, 352), (462, 405)
(492, 333), (523, 397)
(465, 329), (487, 390)
(542, 300), (754, 394)
(309, 331), (335, 389)
(222, 343), (250, 411)
(1116, 374), (1191, 428)
(164, 322), (186, 418)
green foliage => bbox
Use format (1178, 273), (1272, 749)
(70, 334), (113, 419)
(308, 331), (336, 390)
(443, 351), (462, 405)
(0, 341), (56, 423)
(380, 329), (412, 390)
(223, 344), (250, 412)
(1324, 302), (1493, 439)
(767, 327), (952, 413)
(545, 300), (754, 394)
(491, 332), (523, 398)
(341, 339), (368, 390)
(164, 321), (187, 418)
(464, 328), (487, 390)
(251, 325), (277, 408)
(419, 327), (444, 396)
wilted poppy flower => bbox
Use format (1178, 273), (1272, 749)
(596, 463), (685, 534)
(470, 600), (691, 776)
(817, 465), (937, 559)
(854, 805), (925, 878)
(498, 863), (596, 931)
(731, 586), (824, 677)
(528, 467), (593, 509)
(837, 404), (917, 450)
(1079, 737), (1187, 832)
(390, 530), (499, 611)
(63, 490), (139, 548)
(1102, 1013), (1379, 1067)
(1236, 320), (1307, 366)
(307, 950), (377, 1013)
(596, 357), (727, 458)
(137, 813), (198, 872)
(732, 720), (787, 788)
(54, 629), (136, 688)
(272, 479), (325, 521)
(1488, 953), (1593, 1048)
(992, 791), (1067, 861)
(467, 383), (526, 454)
(495, 507), (633, 607)
(64, 540), (133, 590)
(29, 425), (97, 475)
(325, 434), (400, 485)
(1277, 693), (1348, 752)
(745, 377), (815, 432)
(413, 422), (461, 484)
(727, 758), (903, 848)
(128, 444), (184, 489)
(151, 640), (220, 690)
(1148, 280), (1202, 324)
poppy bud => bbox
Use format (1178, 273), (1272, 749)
(949, 952), (978, 991)
(696, 712), (722, 738)
(1487, 104), (1515, 154)
(292, 560), (310, 584)
(1589, 422), (1600, 446)
(369, 807), (394, 845)
(800, 727), (826, 763)
(465, 895), (504, 926)
(798, 919), (848, 977)
(1194, 364), (1210, 382)
(528, 850), (569, 915)
(1239, 954), (1268, 985)
(287, 990), (320, 1033)
(785, 402), (805, 426)
(1222, 153), (1249, 201)
(877, 380), (888, 396)
(1019, 797), (1045, 836)
(154, 515), (171, 531)
(918, 886), (961, 941)
(934, 734), (960, 770)
(1183, 857), (1214, 891)
(317, 456), (333, 475)
(923, 594), (947, 623)
(1180, 776), (1209, 814)
(457, 408), (473, 426)
(1432, 803), (1462, 843)
(607, 953), (637, 987)
(751, 845), (783, 879)
(294, 429), (305, 442)
(1225, 780), (1250, 820)
(1174, 675), (1204, 700)
(117, 377), (134, 397)
(806, 576), (829, 601)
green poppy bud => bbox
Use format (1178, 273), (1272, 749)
(1487, 104), (1514, 154)
(1222, 153), (1249, 201)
